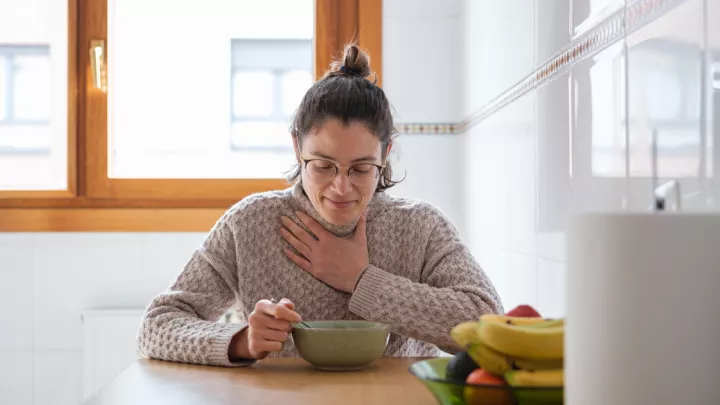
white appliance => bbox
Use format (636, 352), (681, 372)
(81, 309), (144, 400)
(565, 210), (720, 404)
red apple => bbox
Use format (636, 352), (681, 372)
(506, 304), (541, 318)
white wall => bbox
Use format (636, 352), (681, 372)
(0, 1), (466, 404)
(383, 0), (466, 237)
(462, 0), (718, 317)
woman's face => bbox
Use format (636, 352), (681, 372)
(294, 118), (386, 226)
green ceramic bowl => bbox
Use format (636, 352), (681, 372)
(409, 357), (563, 405)
(290, 320), (391, 371)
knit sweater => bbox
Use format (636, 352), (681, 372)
(137, 182), (503, 366)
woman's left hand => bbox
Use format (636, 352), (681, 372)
(280, 211), (369, 293)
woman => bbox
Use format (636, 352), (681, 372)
(137, 44), (503, 367)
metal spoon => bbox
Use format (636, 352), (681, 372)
(270, 299), (312, 328)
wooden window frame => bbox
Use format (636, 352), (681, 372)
(0, 0), (382, 232)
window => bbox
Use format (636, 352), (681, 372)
(0, 0), (70, 192)
(0, 45), (52, 149)
(0, 45), (52, 162)
(0, 0), (383, 232)
(230, 39), (313, 155)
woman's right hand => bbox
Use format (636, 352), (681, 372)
(230, 298), (302, 360)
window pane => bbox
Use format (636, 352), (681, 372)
(232, 70), (274, 117)
(0, 56), (6, 121)
(13, 54), (51, 121)
(282, 70), (312, 116)
(231, 121), (292, 149)
(109, 0), (313, 179)
(0, 0), (67, 190)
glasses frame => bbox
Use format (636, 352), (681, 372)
(300, 157), (386, 185)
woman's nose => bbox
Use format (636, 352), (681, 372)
(330, 170), (353, 194)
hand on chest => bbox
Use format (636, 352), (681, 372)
(238, 210), (422, 301)
(278, 210), (370, 293)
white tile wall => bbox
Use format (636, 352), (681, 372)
(464, 120), (510, 252)
(0, 350), (33, 405)
(383, 0), (461, 18)
(81, 310), (146, 400)
(536, 259), (565, 319)
(536, 0), (571, 64)
(0, 235), (33, 349)
(390, 135), (466, 238)
(569, 41), (627, 215)
(505, 253), (538, 310)
(0, 233), (206, 404)
(625, 0), (707, 211)
(32, 234), (144, 350)
(462, 0), (535, 112)
(571, 0), (624, 39)
(383, 16), (462, 123)
(504, 94), (537, 257)
(471, 248), (510, 304)
(463, 0), (718, 318)
(537, 72), (571, 262)
(33, 349), (82, 405)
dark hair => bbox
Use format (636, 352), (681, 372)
(287, 43), (401, 192)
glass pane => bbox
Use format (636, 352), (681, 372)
(0, 0), (67, 190)
(282, 69), (312, 116)
(13, 54), (52, 121)
(232, 70), (274, 117)
(0, 56), (6, 121)
(109, 0), (313, 179)
(231, 121), (293, 149)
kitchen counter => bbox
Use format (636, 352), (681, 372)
(82, 357), (438, 405)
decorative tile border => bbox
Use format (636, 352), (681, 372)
(394, 123), (458, 135)
(396, 0), (688, 136)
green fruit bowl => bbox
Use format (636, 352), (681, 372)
(409, 357), (563, 405)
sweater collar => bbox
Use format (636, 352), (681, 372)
(289, 181), (389, 237)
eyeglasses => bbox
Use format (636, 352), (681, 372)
(300, 157), (385, 186)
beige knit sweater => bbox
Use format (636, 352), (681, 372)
(137, 182), (503, 366)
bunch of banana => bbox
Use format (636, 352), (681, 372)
(450, 314), (565, 388)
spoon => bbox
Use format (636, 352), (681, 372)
(269, 299), (312, 328)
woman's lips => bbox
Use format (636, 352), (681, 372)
(324, 197), (355, 209)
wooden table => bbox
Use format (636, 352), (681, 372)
(83, 357), (439, 405)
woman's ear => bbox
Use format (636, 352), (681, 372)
(384, 141), (393, 162)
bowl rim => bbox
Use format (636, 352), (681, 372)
(291, 320), (394, 331)
(408, 357), (563, 392)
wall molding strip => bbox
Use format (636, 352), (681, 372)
(394, 123), (458, 135)
(394, 0), (688, 136)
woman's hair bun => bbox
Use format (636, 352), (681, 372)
(327, 43), (373, 81)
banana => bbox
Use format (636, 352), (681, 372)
(477, 320), (564, 360)
(450, 321), (479, 348)
(505, 369), (564, 387)
(521, 318), (565, 329)
(479, 314), (547, 326)
(452, 316), (554, 348)
(511, 355), (563, 371)
(467, 343), (564, 377)
(466, 343), (509, 377)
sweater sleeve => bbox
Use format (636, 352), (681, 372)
(348, 209), (504, 354)
(136, 213), (253, 367)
